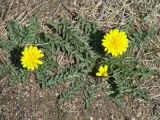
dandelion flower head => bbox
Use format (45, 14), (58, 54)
(102, 29), (128, 57)
(96, 65), (108, 77)
(21, 45), (44, 71)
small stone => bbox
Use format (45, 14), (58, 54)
(55, 92), (59, 97)
(137, 111), (142, 117)
(90, 116), (93, 120)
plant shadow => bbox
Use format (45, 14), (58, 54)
(89, 30), (106, 55)
(10, 47), (23, 69)
(108, 76), (119, 98)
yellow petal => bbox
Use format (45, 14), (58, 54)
(96, 72), (102, 77)
(104, 65), (108, 71)
(37, 60), (43, 65)
(39, 53), (44, 57)
(99, 66), (104, 72)
(30, 66), (35, 71)
(103, 73), (108, 77)
(104, 48), (108, 52)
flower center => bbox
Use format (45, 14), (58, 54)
(111, 38), (119, 49)
(27, 52), (38, 63)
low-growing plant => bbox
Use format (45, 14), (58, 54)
(0, 15), (156, 107)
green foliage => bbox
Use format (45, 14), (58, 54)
(57, 78), (84, 104)
(7, 16), (40, 47)
(0, 16), (41, 86)
(107, 18), (157, 104)
(36, 16), (101, 106)
(0, 15), (156, 107)
(0, 63), (9, 80)
(83, 79), (101, 108)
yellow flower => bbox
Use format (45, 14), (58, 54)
(96, 65), (108, 77)
(102, 29), (128, 57)
(21, 45), (44, 71)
